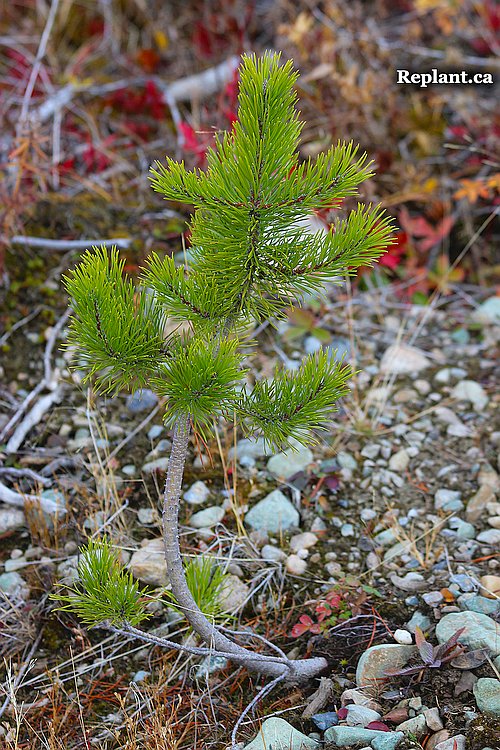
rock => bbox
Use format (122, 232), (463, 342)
(371, 735), (405, 750)
(472, 295), (500, 324)
(147, 424), (164, 440)
(459, 594), (500, 616)
(324, 726), (402, 748)
(184, 481), (211, 505)
(448, 518), (476, 540)
(426, 732), (450, 750)
(126, 389), (158, 413)
(380, 344), (430, 375)
(434, 489), (463, 512)
(388, 449), (410, 473)
(337, 451), (358, 470)
(0, 507), (26, 533)
(131, 670), (150, 683)
(393, 629), (412, 645)
(389, 572), (427, 592)
(397, 714), (426, 737)
(243, 717), (319, 750)
(479, 575), (500, 599)
(57, 555), (80, 585)
(245, 489), (299, 533)
(290, 532), (318, 553)
(286, 554), (308, 575)
(340, 689), (382, 711)
(345, 704), (381, 727)
(0, 571), (30, 599)
(478, 464), (500, 491)
(454, 671), (478, 696)
(466, 485), (497, 522)
(195, 655), (229, 680)
(356, 644), (417, 694)
(341, 523), (354, 537)
(229, 437), (271, 467)
(449, 573), (475, 593)
(406, 611), (431, 633)
(128, 538), (167, 586)
(267, 443), (313, 479)
(423, 591), (444, 606)
(451, 380), (488, 411)
(434, 735), (466, 750)
(435, 611), (500, 657)
(137, 507), (158, 525)
(39, 489), (67, 515)
(189, 506), (224, 528)
(142, 457), (170, 473)
(477, 529), (500, 545)
(261, 544), (286, 562)
(311, 712), (338, 731)
(423, 708), (444, 732)
(219, 575), (249, 613)
(473, 678), (500, 717)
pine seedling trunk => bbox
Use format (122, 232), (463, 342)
(61, 52), (394, 684)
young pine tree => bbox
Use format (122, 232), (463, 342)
(61, 52), (394, 683)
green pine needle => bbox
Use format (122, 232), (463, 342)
(238, 350), (353, 451)
(51, 539), (151, 627)
(63, 246), (169, 394)
(161, 556), (230, 622)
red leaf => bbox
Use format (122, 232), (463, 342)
(337, 708), (348, 720)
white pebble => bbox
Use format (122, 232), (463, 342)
(394, 628), (413, 645)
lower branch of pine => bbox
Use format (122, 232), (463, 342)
(161, 413), (327, 683)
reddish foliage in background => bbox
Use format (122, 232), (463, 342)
(290, 590), (351, 637)
(469, 0), (500, 56)
(399, 207), (454, 253)
(107, 81), (166, 121)
(192, 1), (253, 58)
(379, 231), (407, 270)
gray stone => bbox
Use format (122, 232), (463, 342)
(406, 611), (431, 633)
(477, 529), (500, 545)
(449, 574), (476, 593)
(345, 704), (381, 727)
(245, 490), (299, 533)
(267, 443), (313, 479)
(142, 457), (170, 473)
(451, 380), (488, 411)
(389, 572), (427, 592)
(459, 594), (500, 616)
(195, 655), (228, 680)
(397, 714), (426, 737)
(435, 611), (500, 657)
(337, 451), (358, 470)
(389, 449), (410, 472)
(341, 523), (355, 537)
(218, 575), (249, 613)
(434, 736), (466, 750)
(424, 708), (443, 732)
(448, 518), (476, 540)
(472, 295), (500, 324)
(39, 489), (67, 515)
(261, 544), (286, 562)
(371, 735), (404, 750)
(228, 437), (271, 468)
(380, 344), (430, 375)
(311, 712), (338, 731)
(0, 507), (26, 533)
(324, 726), (402, 747)
(356, 644), (416, 694)
(189, 505), (225, 528)
(57, 555), (80, 585)
(127, 389), (158, 413)
(243, 717), (319, 750)
(434, 489), (463, 512)
(473, 678), (500, 717)
(147, 424), (164, 440)
(184, 480), (211, 505)
(0, 572), (30, 599)
(128, 538), (167, 586)
(137, 507), (157, 525)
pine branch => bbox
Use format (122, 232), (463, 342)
(238, 350), (352, 450)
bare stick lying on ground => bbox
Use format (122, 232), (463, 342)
(10, 236), (132, 251)
(1, 308), (70, 449)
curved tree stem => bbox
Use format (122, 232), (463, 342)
(162, 414), (327, 682)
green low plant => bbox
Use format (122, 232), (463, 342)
(60, 52), (394, 684)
